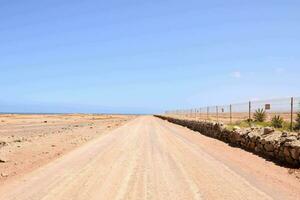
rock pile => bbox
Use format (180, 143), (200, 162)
(155, 115), (300, 167)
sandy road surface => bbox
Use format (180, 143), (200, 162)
(0, 116), (299, 200)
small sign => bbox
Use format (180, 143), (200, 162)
(265, 104), (271, 110)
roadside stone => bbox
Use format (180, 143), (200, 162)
(285, 156), (296, 165)
(264, 143), (274, 152)
(266, 151), (274, 157)
(281, 132), (288, 137)
(290, 148), (300, 160)
(284, 136), (298, 144)
(263, 127), (274, 135)
(283, 147), (290, 157)
(261, 139), (267, 145)
(254, 146), (261, 152)
(249, 142), (256, 149)
(155, 115), (300, 166)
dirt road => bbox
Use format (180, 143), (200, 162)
(0, 116), (299, 200)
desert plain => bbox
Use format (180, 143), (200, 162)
(0, 114), (134, 184)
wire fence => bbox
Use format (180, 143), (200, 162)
(165, 97), (300, 131)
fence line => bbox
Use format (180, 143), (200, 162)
(165, 97), (300, 131)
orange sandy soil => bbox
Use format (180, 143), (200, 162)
(0, 114), (135, 184)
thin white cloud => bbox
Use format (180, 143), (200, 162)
(230, 71), (241, 79)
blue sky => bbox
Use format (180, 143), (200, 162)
(0, 0), (299, 114)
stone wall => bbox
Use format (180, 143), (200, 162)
(155, 115), (300, 167)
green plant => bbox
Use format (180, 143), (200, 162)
(253, 108), (266, 122)
(271, 115), (284, 128)
(295, 112), (300, 130)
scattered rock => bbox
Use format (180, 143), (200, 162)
(0, 141), (7, 147)
(1, 172), (8, 177)
(0, 156), (8, 163)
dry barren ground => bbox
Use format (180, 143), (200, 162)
(0, 116), (300, 200)
(172, 112), (298, 124)
(0, 114), (135, 183)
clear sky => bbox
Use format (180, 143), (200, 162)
(0, 0), (299, 114)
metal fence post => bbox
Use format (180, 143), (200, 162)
(199, 108), (201, 120)
(291, 97), (294, 131)
(207, 107), (209, 121)
(249, 101), (252, 123)
(230, 104), (232, 124)
(216, 106), (219, 122)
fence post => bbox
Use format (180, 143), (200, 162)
(249, 101), (252, 124)
(216, 106), (219, 123)
(199, 108), (201, 120)
(230, 104), (232, 124)
(207, 107), (209, 121)
(291, 97), (294, 131)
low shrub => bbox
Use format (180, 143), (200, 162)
(271, 115), (284, 128)
(254, 108), (266, 122)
